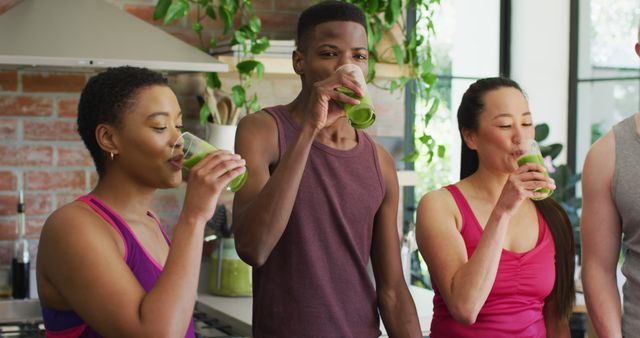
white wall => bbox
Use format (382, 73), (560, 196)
(511, 0), (571, 163)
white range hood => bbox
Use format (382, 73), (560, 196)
(0, 0), (228, 73)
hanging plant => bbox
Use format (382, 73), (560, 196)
(155, 0), (270, 125)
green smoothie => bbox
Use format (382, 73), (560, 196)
(183, 148), (248, 192)
(336, 87), (376, 129)
(209, 239), (252, 297)
(516, 153), (552, 200)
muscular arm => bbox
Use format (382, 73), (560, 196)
(371, 145), (421, 338)
(580, 131), (623, 338)
(232, 112), (317, 267)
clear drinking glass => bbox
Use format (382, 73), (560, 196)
(173, 132), (247, 192)
(335, 64), (376, 129)
(516, 139), (553, 200)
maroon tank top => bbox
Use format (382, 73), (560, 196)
(252, 105), (385, 337)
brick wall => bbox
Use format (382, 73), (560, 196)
(0, 0), (405, 249)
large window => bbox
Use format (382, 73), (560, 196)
(413, 0), (501, 198)
(572, 0), (640, 172)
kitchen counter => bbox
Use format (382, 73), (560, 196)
(196, 285), (434, 337)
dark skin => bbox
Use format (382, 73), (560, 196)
(37, 85), (246, 337)
(232, 21), (422, 337)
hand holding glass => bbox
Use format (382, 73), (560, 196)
(173, 132), (248, 192)
(516, 139), (553, 200)
(334, 64), (376, 129)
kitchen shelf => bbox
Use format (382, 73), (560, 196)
(216, 55), (410, 79)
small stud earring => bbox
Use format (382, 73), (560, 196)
(110, 152), (114, 160)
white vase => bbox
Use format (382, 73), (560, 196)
(205, 123), (237, 152)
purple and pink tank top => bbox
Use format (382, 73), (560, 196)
(41, 195), (195, 338)
(429, 185), (556, 338)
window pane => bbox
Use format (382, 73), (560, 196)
(429, 0), (500, 78)
(575, 80), (640, 172)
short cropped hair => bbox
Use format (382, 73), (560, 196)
(77, 66), (168, 177)
(296, 1), (367, 52)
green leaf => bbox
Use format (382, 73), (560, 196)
(251, 37), (270, 54)
(367, 58), (376, 82)
(437, 144), (446, 158)
(164, 0), (189, 25)
(249, 15), (262, 33)
(384, 0), (401, 29)
(256, 62), (265, 80)
(402, 150), (420, 163)
(535, 123), (550, 142)
(233, 30), (247, 45)
(236, 60), (260, 74)
(219, 6), (233, 34)
(205, 5), (217, 20)
(391, 44), (403, 65)
(540, 143), (563, 160)
(192, 22), (203, 34)
(231, 85), (246, 107)
(248, 93), (260, 112)
(206, 72), (221, 89)
(199, 101), (210, 125)
(389, 80), (398, 93)
(153, 0), (171, 20)
(419, 134), (433, 145)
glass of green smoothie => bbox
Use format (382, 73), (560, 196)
(335, 64), (376, 129)
(173, 132), (247, 192)
(516, 139), (553, 200)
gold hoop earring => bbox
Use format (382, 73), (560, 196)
(110, 152), (114, 160)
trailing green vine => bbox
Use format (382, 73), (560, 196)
(155, 0), (270, 124)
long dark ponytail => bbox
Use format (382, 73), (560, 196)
(457, 77), (575, 319)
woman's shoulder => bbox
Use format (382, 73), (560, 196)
(41, 200), (113, 244)
(418, 185), (462, 226)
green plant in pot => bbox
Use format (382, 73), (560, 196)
(155, 0), (269, 125)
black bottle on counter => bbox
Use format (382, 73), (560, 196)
(11, 190), (29, 299)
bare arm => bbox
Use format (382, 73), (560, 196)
(371, 145), (421, 338)
(233, 72), (363, 267)
(580, 131), (623, 338)
(37, 151), (245, 338)
(416, 164), (555, 324)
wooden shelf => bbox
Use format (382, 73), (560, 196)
(216, 55), (409, 79)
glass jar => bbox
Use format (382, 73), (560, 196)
(209, 238), (252, 297)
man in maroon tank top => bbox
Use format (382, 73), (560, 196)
(232, 1), (421, 337)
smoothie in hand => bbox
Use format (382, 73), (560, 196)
(516, 140), (552, 200)
(177, 132), (248, 192)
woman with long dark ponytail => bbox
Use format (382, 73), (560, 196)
(416, 77), (575, 337)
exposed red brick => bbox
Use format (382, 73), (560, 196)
(0, 145), (53, 166)
(55, 193), (83, 208)
(57, 96), (80, 117)
(0, 218), (16, 240)
(0, 95), (53, 117)
(25, 170), (85, 191)
(0, 195), (18, 216)
(25, 194), (53, 216)
(252, 0), (274, 9)
(256, 11), (298, 33)
(124, 4), (163, 26)
(23, 73), (86, 93)
(24, 120), (80, 141)
(0, 119), (17, 141)
(0, 172), (17, 191)
(274, 0), (316, 11)
(26, 216), (46, 239)
(0, 70), (17, 91)
(58, 146), (93, 167)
